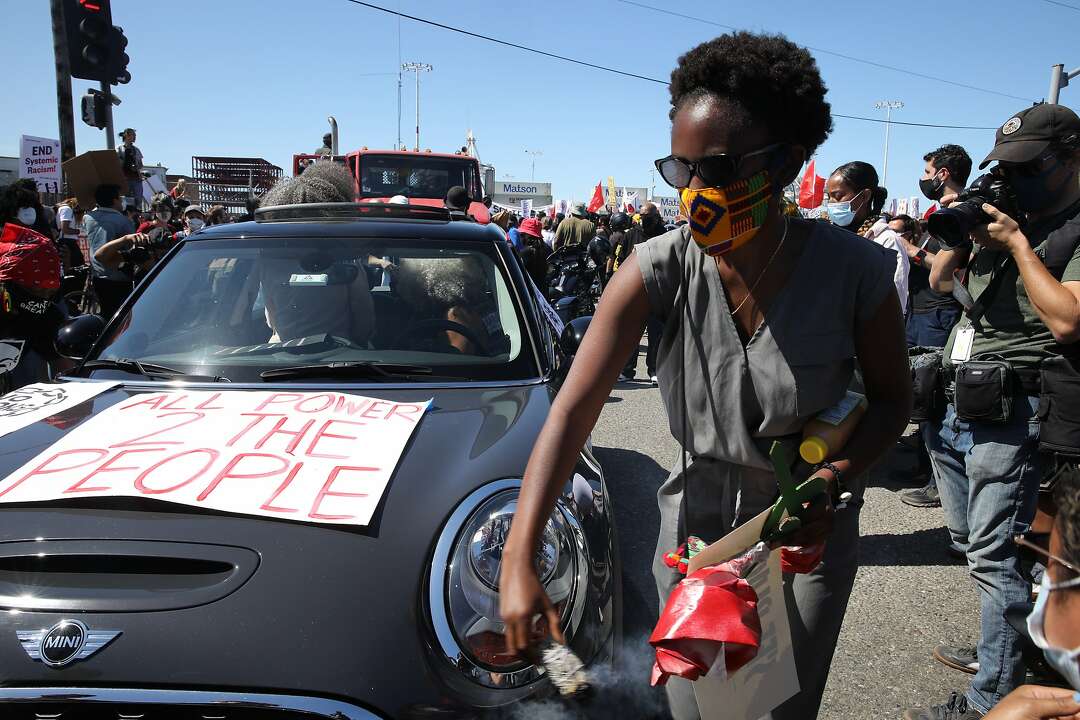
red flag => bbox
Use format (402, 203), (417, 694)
(587, 183), (605, 213)
(798, 160), (825, 209)
(922, 203), (938, 220)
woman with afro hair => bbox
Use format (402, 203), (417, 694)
(500, 32), (912, 718)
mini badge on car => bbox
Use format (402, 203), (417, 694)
(17, 620), (121, 668)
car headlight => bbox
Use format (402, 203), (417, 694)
(429, 480), (587, 690)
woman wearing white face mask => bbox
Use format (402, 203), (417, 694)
(983, 468), (1080, 719)
(826, 161), (910, 316)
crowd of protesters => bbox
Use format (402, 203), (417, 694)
(0, 167), (250, 388)
(2, 29), (1080, 719)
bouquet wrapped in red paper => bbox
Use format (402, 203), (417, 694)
(649, 541), (824, 686)
(0, 223), (60, 293)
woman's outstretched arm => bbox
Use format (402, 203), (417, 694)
(500, 252), (652, 654)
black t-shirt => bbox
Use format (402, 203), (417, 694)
(910, 235), (962, 312)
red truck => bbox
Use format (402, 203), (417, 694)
(293, 149), (490, 223)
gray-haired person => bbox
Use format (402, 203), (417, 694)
(258, 162), (373, 344)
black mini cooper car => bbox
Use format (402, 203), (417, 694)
(0, 204), (618, 719)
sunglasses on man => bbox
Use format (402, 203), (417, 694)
(654, 143), (788, 189)
(998, 152), (1059, 179)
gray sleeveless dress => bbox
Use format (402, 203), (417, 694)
(636, 220), (895, 719)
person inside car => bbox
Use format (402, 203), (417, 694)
(393, 253), (499, 356)
(257, 162), (374, 346)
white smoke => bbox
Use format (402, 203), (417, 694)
(497, 636), (669, 720)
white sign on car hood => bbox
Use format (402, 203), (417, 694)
(0, 390), (430, 526)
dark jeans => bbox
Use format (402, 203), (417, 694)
(906, 304), (961, 348)
(92, 277), (134, 320)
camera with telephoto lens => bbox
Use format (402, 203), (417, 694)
(926, 172), (1021, 250)
(119, 229), (174, 273)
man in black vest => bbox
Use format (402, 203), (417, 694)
(906, 104), (1080, 720)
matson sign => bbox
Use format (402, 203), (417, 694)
(494, 181), (551, 196)
(491, 179), (553, 209)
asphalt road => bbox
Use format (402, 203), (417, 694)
(589, 348), (979, 720)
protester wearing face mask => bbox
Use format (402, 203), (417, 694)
(500, 32), (911, 720)
(9, 179), (53, 240)
(977, 467), (1080, 720)
(182, 205), (206, 235)
(0, 183), (65, 392)
(906, 103), (1080, 720)
(136, 193), (173, 234)
(826, 161), (910, 315)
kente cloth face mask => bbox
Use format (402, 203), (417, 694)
(680, 170), (773, 256)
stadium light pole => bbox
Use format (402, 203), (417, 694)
(874, 100), (904, 189)
(524, 149), (542, 181)
(402, 62), (432, 151)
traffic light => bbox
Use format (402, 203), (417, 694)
(63, 0), (131, 85)
(106, 25), (130, 85)
(80, 92), (106, 129)
(63, 0), (113, 82)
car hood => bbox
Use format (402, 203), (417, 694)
(0, 381), (555, 716)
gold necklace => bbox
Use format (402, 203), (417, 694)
(727, 216), (789, 316)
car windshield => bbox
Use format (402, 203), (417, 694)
(358, 154), (482, 201)
(89, 235), (535, 383)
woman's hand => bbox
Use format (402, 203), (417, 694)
(498, 553), (564, 656)
(775, 477), (836, 547)
(983, 685), (1080, 720)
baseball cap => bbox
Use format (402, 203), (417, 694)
(572, 202), (588, 217)
(183, 205), (205, 216)
(979, 103), (1080, 169)
(519, 217), (543, 238)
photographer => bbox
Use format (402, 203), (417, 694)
(85, 183), (148, 320)
(906, 104), (1080, 720)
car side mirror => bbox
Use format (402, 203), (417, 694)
(559, 316), (592, 357)
(55, 314), (106, 360)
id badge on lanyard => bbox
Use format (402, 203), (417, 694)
(951, 327), (975, 363)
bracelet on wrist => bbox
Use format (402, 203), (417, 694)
(814, 461), (850, 504)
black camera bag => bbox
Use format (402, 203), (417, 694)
(955, 360), (1014, 424)
(1038, 355), (1080, 456)
(909, 347), (945, 422)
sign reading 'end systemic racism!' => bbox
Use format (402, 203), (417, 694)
(19, 135), (61, 195)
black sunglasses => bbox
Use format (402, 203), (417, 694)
(998, 152), (1058, 179)
(654, 143), (787, 190)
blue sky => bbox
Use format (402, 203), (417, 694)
(3, 0), (1079, 206)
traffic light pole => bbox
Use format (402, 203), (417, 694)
(1049, 63), (1080, 104)
(49, 0), (76, 166)
(100, 80), (115, 150)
